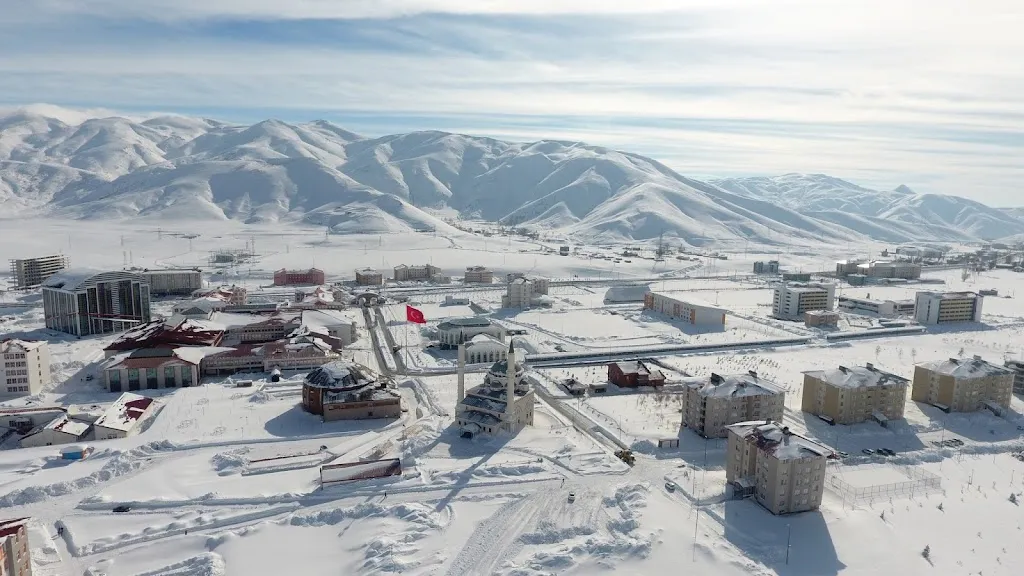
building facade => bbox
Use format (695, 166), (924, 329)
(139, 269), (202, 296)
(355, 268), (383, 286)
(1005, 359), (1024, 395)
(393, 264), (442, 282)
(9, 254), (68, 289)
(802, 363), (910, 424)
(753, 260), (780, 274)
(93, 393), (156, 440)
(464, 266), (494, 284)
(911, 356), (1014, 412)
(608, 361), (666, 388)
(502, 277), (551, 308)
(804, 310), (839, 328)
(0, 518), (32, 576)
(455, 342), (534, 436)
(0, 340), (50, 397)
(437, 317), (505, 348)
(680, 372), (785, 438)
(725, 421), (832, 515)
(273, 268), (325, 286)
(42, 270), (151, 337)
(302, 362), (401, 421)
(772, 282), (835, 320)
(102, 349), (200, 392)
(838, 295), (915, 317)
(643, 292), (726, 328)
(19, 414), (91, 448)
(914, 291), (983, 324)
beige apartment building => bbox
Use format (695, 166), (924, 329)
(802, 363), (910, 425)
(464, 266), (494, 284)
(680, 371), (785, 438)
(0, 340), (51, 397)
(726, 420), (832, 515)
(911, 356), (1014, 412)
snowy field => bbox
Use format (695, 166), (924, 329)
(1, 218), (1024, 574)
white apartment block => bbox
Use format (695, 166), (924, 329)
(725, 421), (832, 515)
(680, 371), (785, 438)
(802, 363), (910, 425)
(502, 277), (550, 308)
(9, 254), (68, 289)
(643, 292), (727, 329)
(772, 282), (836, 320)
(911, 355), (1014, 412)
(0, 339), (51, 397)
(914, 291), (983, 325)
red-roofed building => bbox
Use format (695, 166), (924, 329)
(101, 348), (201, 392)
(274, 268), (325, 286)
(0, 517), (32, 575)
(94, 393), (156, 440)
(102, 319), (224, 358)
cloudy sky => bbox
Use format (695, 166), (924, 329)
(1, 1), (1022, 204)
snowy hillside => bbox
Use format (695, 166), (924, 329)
(2, 107), (1023, 244)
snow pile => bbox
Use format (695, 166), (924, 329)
(131, 553), (227, 576)
(289, 501), (447, 530)
(0, 442), (168, 507)
(210, 448), (249, 476)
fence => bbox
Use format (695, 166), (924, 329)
(828, 463), (941, 504)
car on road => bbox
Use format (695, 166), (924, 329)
(862, 448), (874, 455)
(112, 505), (131, 513)
(665, 482), (676, 492)
(567, 492), (576, 503)
(838, 451), (850, 458)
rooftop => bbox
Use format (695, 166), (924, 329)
(103, 347), (204, 370)
(804, 364), (909, 389)
(726, 420), (833, 461)
(0, 339), (47, 352)
(140, 268), (201, 275)
(919, 356), (1014, 379)
(104, 319), (224, 352)
(41, 268), (122, 291)
(25, 414), (91, 438)
(685, 372), (784, 398)
(917, 291), (979, 299)
(94, 393), (155, 432)
(305, 361), (379, 390)
(438, 317), (492, 329)
(647, 292), (724, 311)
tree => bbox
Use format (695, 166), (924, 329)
(937, 502), (944, 511)
(922, 545), (931, 560)
(1010, 493), (1018, 505)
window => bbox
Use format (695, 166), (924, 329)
(147, 368), (159, 389)
(181, 368), (193, 387)
(109, 370), (122, 392)
(127, 368), (140, 391)
(164, 366), (177, 387)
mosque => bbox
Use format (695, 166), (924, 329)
(454, 340), (534, 437)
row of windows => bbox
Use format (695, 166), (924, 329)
(2, 353), (27, 360)
(4, 361), (28, 368)
(6, 386), (29, 393)
(6, 377), (29, 385)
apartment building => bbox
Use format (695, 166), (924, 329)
(464, 266), (494, 284)
(680, 371), (786, 438)
(42, 270), (151, 337)
(911, 356), (1014, 412)
(804, 310), (839, 328)
(502, 277), (551, 308)
(393, 264), (443, 282)
(643, 292), (726, 329)
(140, 268), (202, 296)
(354, 268), (383, 286)
(1004, 359), (1024, 395)
(772, 282), (836, 321)
(835, 260), (921, 279)
(802, 363), (910, 424)
(273, 268), (325, 286)
(838, 295), (916, 317)
(9, 254), (68, 289)
(914, 291), (983, 324)
(753, 260), (780, 274)
(0, 518), (32, 576)
(0, 340), (51, 397)
(725, 421), (832, 515)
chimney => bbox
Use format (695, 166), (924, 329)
(456, 343), (466, 404)
(505, 341), (516, 417)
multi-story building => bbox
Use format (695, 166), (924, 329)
(42, 270), (151, 337)
(835, 260), (865, 277)
(0, 340), (50, 397)
(608, 361), (666, 388)
(437, 317), (505, 349)
(643, 292), (726, 329)
(139, 269), (202, 296)
(1005, 359), (1024, 395)
(753, 260), (780, 275)
(838, 295), (916, 317)
(804, 310), (839, 328)
(101, 348), (200, 392)
(914, 291), (983, 324)
(680, 371), (786, 438)
(725, 420), (832, 515)
(273, 268), (325, 286)
(354, 268), (383, 286)
(393, 264), (442, 282)
(0, 517), (33, 576)
(801, 363), (910, 424)
(772, 282), (835, 321)
(502, 277), (551, 308)
(858, 260), (922, 280)
(911, 356), (1014, 412)
(9, 254), (68, 289)
(464, 266), (494, 284)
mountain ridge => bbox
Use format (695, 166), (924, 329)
(1, 107), (1022, 246)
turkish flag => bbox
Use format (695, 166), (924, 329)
(406, 305), (427, 324)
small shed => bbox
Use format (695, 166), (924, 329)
(60, 444), (93, 460)
(658, 438), (680, 449)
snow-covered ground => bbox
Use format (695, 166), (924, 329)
(1, 218), (1024, 575)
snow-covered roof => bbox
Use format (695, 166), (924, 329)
(437, 317), (492, 330)
(804, 364), (909, 389)
(94, 393), (155, 432)
(103, 319), (224, 352)
(305, 360), (377, 389)
(726, 421), (832, 461)
(300, 309), (360, 331)
(918, 356), (1014, 379)
(648, 292), (724, 312)
(684, 372), (783, 398)
(467, 334), (505, 348)
(29, 414), (91, 438)
(917, 291), (979, 300)
(0, 339), (46, 352)
(40, 267), (106, 290)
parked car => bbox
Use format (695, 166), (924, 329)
(665, 482), (676, 492)
(838, 451), (850, 458)
(567, 492), (576, 503)
(862, 449), (874, 455)
(112, 505), (131, 513)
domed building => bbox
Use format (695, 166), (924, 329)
(454, 340), (534, 437)
(302, 361), (401, 421)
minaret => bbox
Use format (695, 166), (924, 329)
(456, 343), (466, 404)
(505, 340), (516, 417)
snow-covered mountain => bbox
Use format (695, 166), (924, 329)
(2, 108), (1022, 244)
